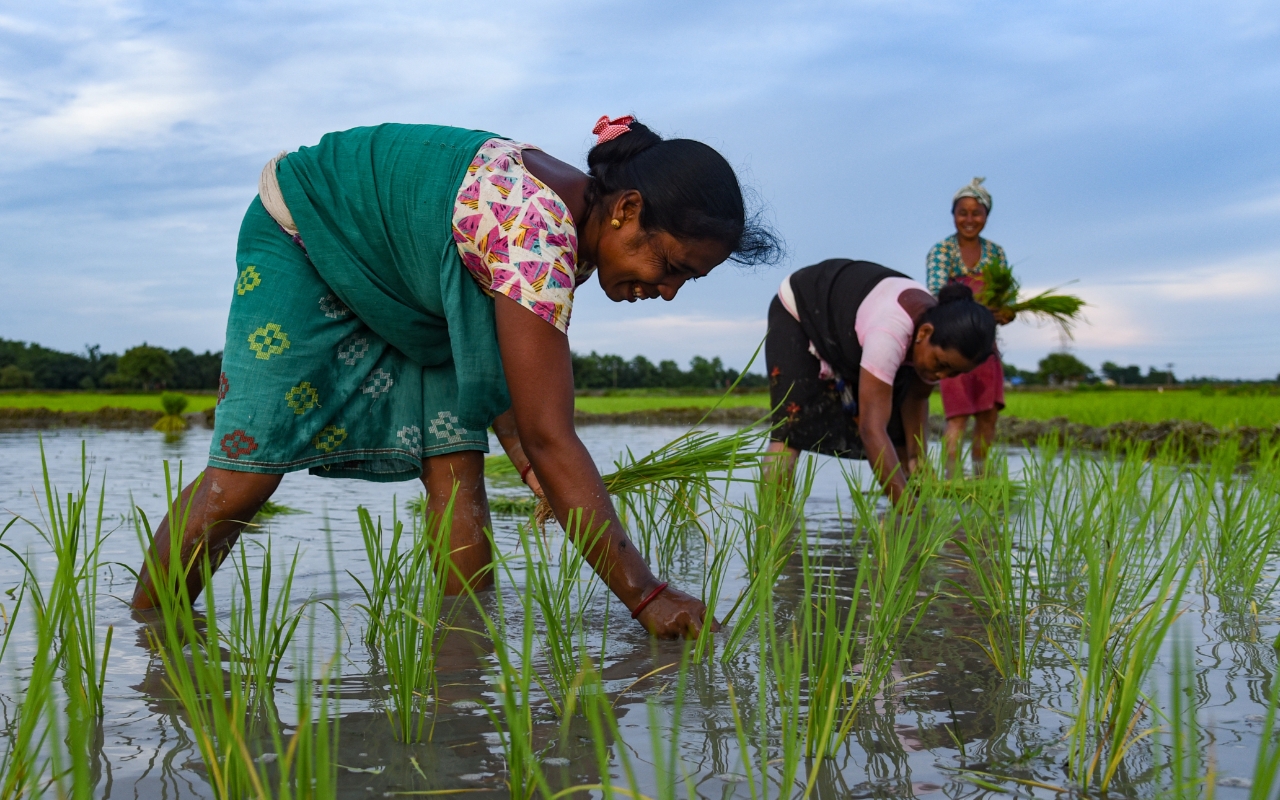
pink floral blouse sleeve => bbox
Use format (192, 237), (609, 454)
(451, 139), (594, 332)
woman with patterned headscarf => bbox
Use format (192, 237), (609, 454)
(926, 177), (1016, 477)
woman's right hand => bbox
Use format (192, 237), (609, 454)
(635, 585), (719, 639)
(524, 468), (546, 502)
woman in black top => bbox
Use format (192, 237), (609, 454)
(764, 259), (997, 503)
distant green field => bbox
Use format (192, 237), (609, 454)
(574, 393), (771, 414)
(0, 392), (218, 412)
(6, 388), (1279, 430)
(0, 390), (768, 417)
(931, 390), (1280, 429)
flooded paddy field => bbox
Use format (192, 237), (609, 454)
(0, 426), (1277, 798)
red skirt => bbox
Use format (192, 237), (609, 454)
(941, 353), (1004, 418)
(939, 273), (1004, 418)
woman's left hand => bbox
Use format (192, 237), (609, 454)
(635, 585), (720, 639)
(993, 307), (1016, 325)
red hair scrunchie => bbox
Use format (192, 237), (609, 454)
(593, 115), (635, 145)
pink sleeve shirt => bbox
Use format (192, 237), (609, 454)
(855, 277), (928, 385)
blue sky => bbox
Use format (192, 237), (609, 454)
(1, 0), (1277, 378)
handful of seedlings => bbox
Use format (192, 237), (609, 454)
(977, 257), (1085, 335)
(529, 426), (767, 526)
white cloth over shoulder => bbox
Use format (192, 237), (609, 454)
(259, 151), (298, 236)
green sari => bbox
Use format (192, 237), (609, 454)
(208, 124), (510, 482)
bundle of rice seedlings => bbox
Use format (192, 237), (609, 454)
(152, 391), (189, 432)
(532, 425), (767, 525)
(977, 258), (1085, 334)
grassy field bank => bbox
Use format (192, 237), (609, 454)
(0, 391), (770, 417)
(573, 392), (770, 414)
(0, 392), (219, 412)
(5, 388), (1280, 429)
(992, 389), (1280, 428)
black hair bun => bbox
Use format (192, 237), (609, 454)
(938, 281), (975, 304)
(582, 117), (783, 267)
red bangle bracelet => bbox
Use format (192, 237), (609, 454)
(631, 582), (669, 620)
(519, 462), (533, 484)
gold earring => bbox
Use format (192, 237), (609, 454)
(610, 218), (621, 229)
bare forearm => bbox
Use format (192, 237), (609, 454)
(902, 393), (930, 466)
(861, 424), (907, 503)
(524, 436), (659, 609)
(491, 409), (529, 472)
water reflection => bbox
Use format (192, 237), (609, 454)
(0, 428), (1277, 796)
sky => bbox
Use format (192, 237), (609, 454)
(1, 0), (1278, 379)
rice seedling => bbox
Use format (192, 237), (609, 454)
(1248, 673), (1280, 800)
(1062, 504), (1196, 791)
(225, 536), (308, 713)
(803, 465), (952, 773)
(19, 441), (114, 717)
(489, 495), (540, 517)
(722, 680), (764, 800)
(136, 460), (338, 798)
(720, 455), (817, 661)
(1195, 439), (1280, 612)
(0, 616), (101, 800)
(48, 607), (98, 800)
(1152, 633), (1213, 798)
(947, 457), (1041, 680)
(152, 391), (190, 433)
(644, 647), (697, 800)
(518, 509), (602, 713)
(844, 466), (953, 697)
(135, 467), (265, 798)
(351, 492), (458, 742)
(0, 519), (29, 668)
(0, 576), (59, 798)
(0, 442), (119, 797)
(538, 424), (768, 528)
(691, 476), (745, 663)
(767, 617), (806, 798)
(801, 538), (867, 766)
(976, 257), (1085, 334)
(565, 659), (645, 799)
(614, 484), (684, 579)
(463, 533), (549, 800)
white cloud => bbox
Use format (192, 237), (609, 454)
(0, 33), (214, 164)
(1089, 252), (1280, 301)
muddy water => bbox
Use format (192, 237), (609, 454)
(0, 428), (1275, 798)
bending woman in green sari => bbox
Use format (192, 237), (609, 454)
(130, 116), (779, 638)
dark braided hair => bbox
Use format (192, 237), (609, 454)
(919, 282), (997, 363)
(584, 119), (782, 265)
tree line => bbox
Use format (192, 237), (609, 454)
(10, 335), (1267, 394)
(0, 339), (221, 391)
(1004, 352), (1178, 386)
(0, 338), (769, 393)
(570, 351), (768, 390)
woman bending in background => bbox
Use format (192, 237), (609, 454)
(764, 259), (996, 505)
(927, 177), (1016, 478)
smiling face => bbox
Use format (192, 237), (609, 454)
(587, 190), (732, 303)
(952, 196), (989, 240)
(910, 322), (980, 382)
